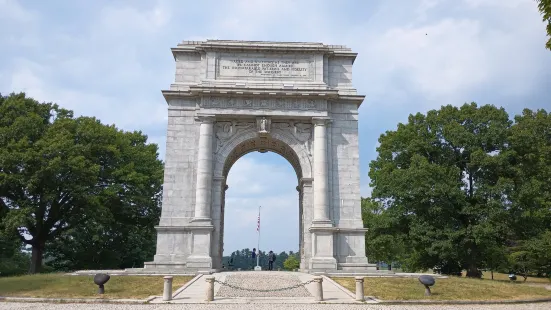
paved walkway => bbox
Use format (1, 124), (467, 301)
(1, 303), (550, 309)
(150, 271), (361, 304)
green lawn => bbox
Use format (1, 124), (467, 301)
(332, 276), (551, 301)
(0, 273), (193, 299)
(481, 271), (550, 283)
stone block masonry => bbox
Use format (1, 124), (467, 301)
(142, 40), (377, 273)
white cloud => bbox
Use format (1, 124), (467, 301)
(462, 0), (528, 8)
(95, 0), (171, 36)
(358, 0), (549, 111)
(0, 0), (36, 23)
(8, 59), (167, 129)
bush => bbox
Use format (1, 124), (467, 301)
(0, 252), (30, 277)
(283, 255), (300, 271)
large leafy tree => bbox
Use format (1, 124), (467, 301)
(508, 109), (551, 239)
(0, 93), (163, 273)
(369, 103), (513, 277)
(45, 129), (163, 271)
(536, 0), (551, 50)
(362, 197), (406, 270)
(507, 108), (551, 277)
(0, 225), (30, 276)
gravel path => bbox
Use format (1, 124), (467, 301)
(216, 273), (311, 297)
(1, 303), (551, 309)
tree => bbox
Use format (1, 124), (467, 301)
(508, 231), (551, 280)
(505, 109), (551, 278)
(369, 103), (513, 277)
(362, 197), (406, 270)
(508, 109), (551, 239)
(0, 195), (30, 276)
(0, 230), (30, 276)
(277, 251), (289, 270)
(482, 244), (509, 280)
(222, 249), (299, 271)
(0, 93), (163, 273)
(283, 254), (300, 271)
(536, 0), (551, 50)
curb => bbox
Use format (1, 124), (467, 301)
(2, 296), (551, 305)
(377, 297), (551, 305)
(0, 296), (148, 304)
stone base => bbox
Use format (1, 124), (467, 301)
(186, 256), (213, 269)
(309, 256), (337, 271)
(141, 258), (214, 274)
(143, 262), (188, 270)
(337, 263), (378, 271)
(337, 255), (378, 271)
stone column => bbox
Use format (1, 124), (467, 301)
(312, 117), (331, 224)
(355, 276), (364, 301)
(193, 115), (215, 221)
(163, 276), (173, 301)
(313, 276), (324, 301)
(205, 276), (215, 301)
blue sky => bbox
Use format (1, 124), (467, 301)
(1, 0), (550, 256)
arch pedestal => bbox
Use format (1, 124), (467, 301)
(143, 40), (377, 273)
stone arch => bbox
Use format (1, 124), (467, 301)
(214, 127), (312, 180)
(210, 126), (313, 269)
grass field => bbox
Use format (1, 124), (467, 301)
(384, 269), (550, 284)
(332, 276), (551, 301)
(481, 271), (550, 283)
(0, 273), (193, 299)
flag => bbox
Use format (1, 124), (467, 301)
(256, 208), (260, 232)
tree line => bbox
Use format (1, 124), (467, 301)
(364, 103), (551, 279)
(222, 248), (300, 271)
(2, 94), (550, 279)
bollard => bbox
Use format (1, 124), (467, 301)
(205, 276), (215, 301)
(162, 276), (173, 301)
(93, 273), (110, 295)
(313, 276), (323, 301)
(355, 276), (364, 301)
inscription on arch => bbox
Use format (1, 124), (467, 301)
(201, 96), (327, 111)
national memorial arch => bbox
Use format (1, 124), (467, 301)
(144, 40), (377, 273)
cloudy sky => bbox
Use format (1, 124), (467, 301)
(1, 0), (550, 256)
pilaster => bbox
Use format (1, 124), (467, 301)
(312, 117), (332, 226)
(193, 114), (216, 222)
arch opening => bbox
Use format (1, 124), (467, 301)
(222, 152), (299, 269)
(222, 136), (303, 180)
(212, 135), (310, 270)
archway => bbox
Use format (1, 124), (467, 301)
(222, 151), (299, 270)
(210, 128), (314, 270)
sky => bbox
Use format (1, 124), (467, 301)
(1, 0), (550, 256)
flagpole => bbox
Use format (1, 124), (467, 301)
(256, 206), (261, 268)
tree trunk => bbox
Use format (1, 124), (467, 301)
(465, 264), (480, 278)
(29, 244), (44, 274)
(491, 270), (494, 280)
(388, 263), (392, 271)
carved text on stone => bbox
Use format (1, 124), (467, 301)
(201, 96), (327, 111)
(218, 57), (311, 78)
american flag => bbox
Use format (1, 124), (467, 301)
(256, 208), (260, 232)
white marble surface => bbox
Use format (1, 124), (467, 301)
(144, 40), (375, 273)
